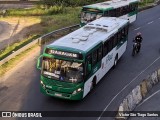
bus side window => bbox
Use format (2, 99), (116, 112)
(103, 41), (108, 56)
(116, 8), (120, 17)
(98, 45), (103, 61)
(86, 54), (92, 74)
(125, 25), (129, 35)
(104, 11), (109, 17)
(109, 9), (116, 17)
(107, 39), (113, 53)
(114, 34), (118, 47)
(129, 4), (135, 12)
(122, 6), (127, 16)
(118, 31), (122, 43)
(122, 6), (125, 15)
(119, 7), (123, 16)
(125, 6), (129, 14)
(92, 50), (98, 66)
(133, 3), (137, 11)
(121, 28), (126, 39)
(111, 36), (116, 48)
(125, 5), (129, 14)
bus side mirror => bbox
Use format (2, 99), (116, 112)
(37, 55), (43, 70)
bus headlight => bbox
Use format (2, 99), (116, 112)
(40, 81), (45, 88)
(72, 88), (82, 95)
(40, 81), (43, 84)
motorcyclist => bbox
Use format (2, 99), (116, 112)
(134, 32), (143, 52)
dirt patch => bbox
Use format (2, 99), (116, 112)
(0, 17), (42, 50)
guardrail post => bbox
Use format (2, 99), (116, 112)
(38, 37), (42, 45)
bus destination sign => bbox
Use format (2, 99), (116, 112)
(88, 8), (99, 12)
(83, 8), (101, 12)
(47, 49), (79, 58)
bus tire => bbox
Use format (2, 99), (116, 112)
(113, 55), (118, 68)
(90, 77), (96, 90)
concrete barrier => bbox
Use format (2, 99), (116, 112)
(132, 85), (142, 105)
(140, 80), (148, 98)
(146, 76), (154, 91)
(116, 103), (127, 120)
(151, 71), (159, 85)
(116, 68), (160, 119)
(158, 69), (160, 81)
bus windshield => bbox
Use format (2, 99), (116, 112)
(42, 57), (84, 83)
(81, 11), (102, 24)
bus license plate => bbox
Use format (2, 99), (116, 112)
(55, 93), (62, 97)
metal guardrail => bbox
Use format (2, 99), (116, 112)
(0, 24), (79, 66)
(38, 24), (79, 44)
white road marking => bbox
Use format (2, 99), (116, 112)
(137, 89), (160, 108)
(134, 27), (141, 31)
(148, 21), (154, 24)
(97, 55), (160, 120)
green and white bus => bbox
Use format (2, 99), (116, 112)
(80, 0), (139, 26)
(37, 17), (129, 100)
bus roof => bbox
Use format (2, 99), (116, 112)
(83, 0), (139, 11)
(48, 17), (128, 53)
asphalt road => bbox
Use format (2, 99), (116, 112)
(0, 5), (160, 120)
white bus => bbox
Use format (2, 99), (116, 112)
(37, 17), (129, 100)
(80, 0), (139, 26)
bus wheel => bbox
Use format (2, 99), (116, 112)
(90, 77), (96, 90)
(113, 55), (118, 68)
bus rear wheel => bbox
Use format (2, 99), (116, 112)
(113, 55), (118, 68)
(90, 77), (96, 90)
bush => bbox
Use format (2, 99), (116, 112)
(48, 5), (64, 15)
(7, 6), (65, 16)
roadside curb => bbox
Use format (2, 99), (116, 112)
(115, 68), (160, 119)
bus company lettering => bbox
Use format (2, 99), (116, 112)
(12, 112), (27, 117)
(50, 50), (78, 58)
(12, 112), (42, 117)
(28, 113), (42, 117)
(106, 53), (113, 64)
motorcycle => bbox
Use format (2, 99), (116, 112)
(132, 41), (141, 56)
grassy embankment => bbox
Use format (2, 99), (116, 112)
(0, 6), (81, 77)
(139, 0), (155, 8)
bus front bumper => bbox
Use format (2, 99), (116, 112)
(40, 83), (83, 100)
